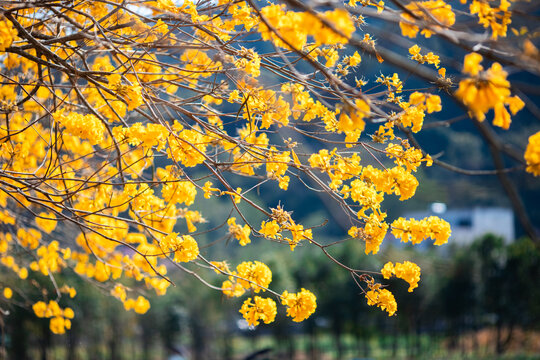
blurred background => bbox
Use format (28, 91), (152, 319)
(2, 1), (540, 359)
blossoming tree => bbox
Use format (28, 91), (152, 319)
(0, 0), (538, 333)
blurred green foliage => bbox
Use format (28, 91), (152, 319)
(2, 234), (540, 360)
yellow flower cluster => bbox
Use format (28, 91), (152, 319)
(363, 213), (390, 255)
(337, 99), (370, 145)
(32, 241), (68, 276)
(260, 220), (280, 238)
(156, 167), (197, 206)
(123, 296), (151, 314)
(167, 127), (210, 167)
(228, 217), (251, 246)
(35, 212), (58, 234)
(240, 296), (277, 327)
(287, 222), (313, 251)
(180, 49), (223, 80)
(381, 261), (421, 292)
(0, 210), (15, 226)
(1, 254), (28, 280)
(17, 228), (41, 250)
(216, 258), (317, 326)
(236, 261), (272, 293)
(524, 131), (540, 176)
(107, 74), (144, 111)
(313, 9), (356, 45)
(408, 45), (440, 68)
(228, 1), (258, 31)
(281, 288), (317, 322)
(386, 143), (432, 172)
(235, 47), (261, 77)
(266, 147), (291, 190)
(0, 17), (17, 51)
(281, 83), (339, 132)
(396, 92), (441, 133)
(159, 233), (199, 262)
(259, 5), (355, 49)
(344, 51), (362, 67)
(53, 110), (106, 145)
(218, 260), (273, 297)
(309, 149), (362, 189)
(391, 216), (451, 245)
(113, 123), (169, 151)
(60, 285), (77, 298)
(257, 206), (313, 251)
(365, 282), (397, 316)
(469, 0), (512, 39)
(400, 0), (455, 38)
(33, 301), (75, 334)
(238, 86), (291, 129)
(409, 92), (442, 114)
(361, 165), (419, 201)
(342, 178), (384, 216)
(3, 287), (12, 299)
(455, 53), (524, 129)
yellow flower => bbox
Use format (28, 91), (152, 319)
(381, 262), (394, 279)
(236, 261), (272, 292)
(53, 110), (106, 145)
(438, 68), (446, 78)
(35, 212), (57, 234)
(394, 261), (421, 292)
(63, 307), (75, 319)
(347, 51), (362, 67)
(19, 268), (28, 279)
(400, 1), (455, 38)
(313, 9), (356, 45)
(107, 74), (144, 111)
(463, 52), (483, 76)
(365, 288), (397, 316)
(160, 233), (199, 262)
(409, 45), (440, 68)
(50, 316), (67, 334)
(470, 0), (512, 39)
(281, 288), (317, 322)
(3, 287), (12, 299)
(202, 181), (220, 199)
(363, 213), (389, 255)
(456, 53), (524, 129)
(0, 18), (18, 51)
(33, 301), (48, 318)
(60, 285), (77, 298)
(221, 280), (245, 297)
(228, 217), (251, 246)
(391, 216), (451, 245)
(260, 220), (280, 239)
(525, 131), (540, 176)
(111, 284), (127, 302)
(123, 296), (151, 314)
(239, 296), (277, 326)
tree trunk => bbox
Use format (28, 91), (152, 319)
(332, 325), (343, 360)
(67, 321), (79, 360)
(40, 321), (51, 360)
